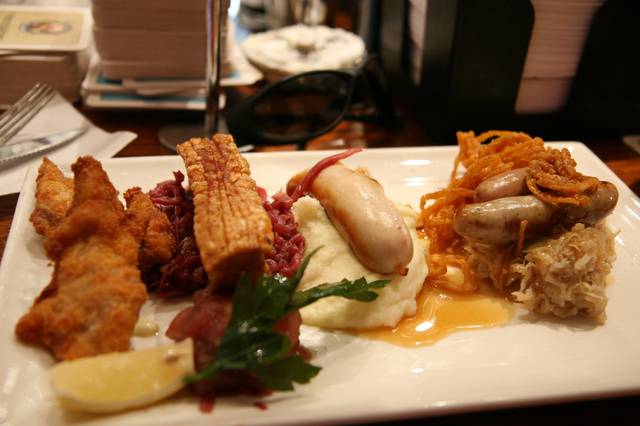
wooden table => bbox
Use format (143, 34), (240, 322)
(1, 105), (639, 425)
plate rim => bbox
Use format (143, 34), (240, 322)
(2, 142), (640, 426)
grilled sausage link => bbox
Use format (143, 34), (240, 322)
(454, 182), (618, 245)
(454, 195), (557, 245)
(295, 164), (414, 274)
(474, 168), (530, 202)
(561, 181), (618, 226)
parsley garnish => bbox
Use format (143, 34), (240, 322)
(185, 250), (390, 390)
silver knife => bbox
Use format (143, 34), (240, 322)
(0, 127), (88, 166)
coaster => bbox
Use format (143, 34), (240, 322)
(0, 5), (91, 52)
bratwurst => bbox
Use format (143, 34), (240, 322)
(289, 164), (414, 274)
(454, 181), (618, 245)
(474, 168), (529, 202)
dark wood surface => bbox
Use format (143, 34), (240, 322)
(0, 104), (639, 425)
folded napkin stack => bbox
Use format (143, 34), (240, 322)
(84, 0), (246, 110)
(0, 5), (91, 108)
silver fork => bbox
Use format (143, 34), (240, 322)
(0, 83), (55, 147)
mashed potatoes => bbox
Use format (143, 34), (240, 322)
(293, 197), (428, 329)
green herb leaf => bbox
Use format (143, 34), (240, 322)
(252, 355), (321, 391)
(288, 277), (390, 310)
(184, 249), (391, 391)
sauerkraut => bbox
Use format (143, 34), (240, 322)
(466, 223), (616, 323)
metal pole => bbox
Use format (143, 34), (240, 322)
(157, 0), (224, 150)
(205, 0), (223, 136)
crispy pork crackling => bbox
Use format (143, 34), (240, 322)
(176, 135), (273, 291)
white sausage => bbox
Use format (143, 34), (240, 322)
(306, 164), (414, 274)
(474, 168), (529, 202)
(454, 195), (557, 245)
(454, 182), (618, 245)
(561, 181), (618, 226)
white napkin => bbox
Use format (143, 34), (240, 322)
(0, 92), (136, 196)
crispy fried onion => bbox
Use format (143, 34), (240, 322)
(418, 130), (600, 293)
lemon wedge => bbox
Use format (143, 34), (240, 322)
(51, 338), (195, 413)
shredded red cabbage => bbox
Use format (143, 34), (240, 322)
(145, 173), (307, 295)
(262, 190), (305, 277)
(145, 171), (208, 296)
(149, 171), (193, 242)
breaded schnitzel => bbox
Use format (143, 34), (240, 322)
(15, 157), (148, 360)
(28, 158), (175, 271)
(125, 187), (176, 271)
(29, 158), (74, 236)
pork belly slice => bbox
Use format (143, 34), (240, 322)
(177, 135), (273, 291)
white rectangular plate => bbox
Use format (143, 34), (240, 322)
(2, 144), (640, 426)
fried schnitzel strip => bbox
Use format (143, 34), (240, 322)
(29, 158), (74, 236)
(15, 157), (147, 360)
(177, 135), (273, 290)
(125, 187), (176, 271)
(28, 157), (175, 271)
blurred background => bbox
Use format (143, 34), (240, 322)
(0, 0), (637, 146)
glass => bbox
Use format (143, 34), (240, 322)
(158, 0), (225, 151)
(265, 0), (327, 28)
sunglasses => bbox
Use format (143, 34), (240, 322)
(225, 55), (401, 147)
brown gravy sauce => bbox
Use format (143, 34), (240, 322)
(358, 282), (515, 347)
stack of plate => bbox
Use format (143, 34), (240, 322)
(92, 0), (232, 79)
(242, 24), (366, 82)
(0, 5), (91, 108)
(515, 0), (604, 114)
(85, 0), (245, 109)
(82, 24), (263, 110)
